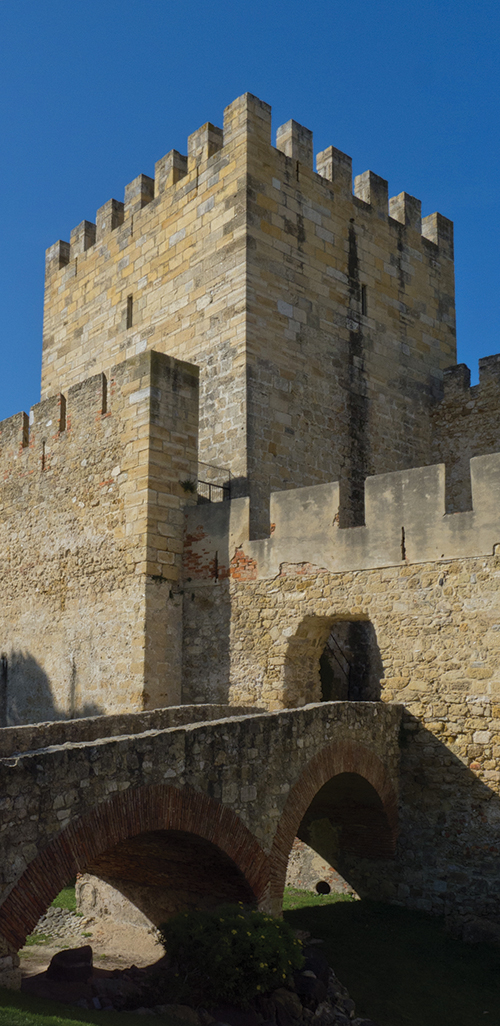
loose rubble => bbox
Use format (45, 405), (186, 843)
(32, 905), (93, 940)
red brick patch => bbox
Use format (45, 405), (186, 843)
(229, 547), (258, 581)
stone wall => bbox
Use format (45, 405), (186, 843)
(0, 704), (257, 758)
(244, 117), (455, 532)
(432, 355), (500, 512)
(181, 468), (500, 929)
(41, 101), (253, 498)
(181, 556), (500, 924)
(41, 93), (456, 534)
(0, 350), (198, 723)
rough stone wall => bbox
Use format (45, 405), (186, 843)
(181, 463), (500, 929)
(0, 350), (198, 723)
(184, 548), (500, 716)
(182, 452), (500, 705)
(182, 556), (500, 925)
(432, 355), (500, 512)
(41, 93), (456, 535)
(0, 704), (257, 759)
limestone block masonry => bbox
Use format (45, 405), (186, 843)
(0, 350), (198, 720)
(41, 92), (455, 535)
(1, 92), (500, 971)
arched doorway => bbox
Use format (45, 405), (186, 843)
(283, 615), (383, 707)
(320, 620), (383, 701)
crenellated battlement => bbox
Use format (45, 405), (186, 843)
(185, 453), (500, 583)
(45, 92), (453, 276)
(441, 353), (500, 398)
(0, 373), (106, 481)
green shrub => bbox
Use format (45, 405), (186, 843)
(158, 903), (303, 1007)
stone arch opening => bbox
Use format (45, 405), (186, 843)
(77, 828), (256, 929)
(297, 771), (394, 858)
(283, 615), (383, 707)
(269, 739), (398, 914)
(0, 784), (269, 954)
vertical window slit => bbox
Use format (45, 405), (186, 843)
(401, 526), (406, 561)
(41, 440), (46, 471)
(0, 653), (7, 727)
(59, 395), (67, 433)
(361, 284), (367, 316)
(126, 294), (133, 329)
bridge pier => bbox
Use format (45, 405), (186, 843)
(0, 936), (21, 990)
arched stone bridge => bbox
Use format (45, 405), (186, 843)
(0, 701), (402, 987)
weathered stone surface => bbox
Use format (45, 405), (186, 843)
(0, 352), (198, 719)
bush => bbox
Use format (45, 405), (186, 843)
(158, 903), (304, 1007)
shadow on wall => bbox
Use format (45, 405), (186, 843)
(295, 714), (500, 929)
(283, 615), (383, 707)
(0, 651), (103, 726)
(182, 582), (232, 706)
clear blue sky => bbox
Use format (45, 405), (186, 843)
(1, 0), (499, 422)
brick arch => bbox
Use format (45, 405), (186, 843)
(268, 739), (398, 912)
(0, 784), (269, 950)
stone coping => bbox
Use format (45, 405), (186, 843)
(0, 704), (259, 759)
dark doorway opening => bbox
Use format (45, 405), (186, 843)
(320, 621), (382, 702)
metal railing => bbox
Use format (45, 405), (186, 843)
(197, 461), (232, 504)
(197, 480), (231, 503)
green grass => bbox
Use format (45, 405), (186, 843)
(283, 889), (500, 1026)
(0, 988), (189, 1026)
(23, 934), (52, 947)
(50, 887), (77, 914)
(22, 885), (80, 949)
(7, 887), (500, 1025)
(283, 886), (355, 910)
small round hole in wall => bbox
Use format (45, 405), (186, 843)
(315, 881), (331, 895)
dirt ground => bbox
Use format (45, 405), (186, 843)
(20, 920), (162, 978)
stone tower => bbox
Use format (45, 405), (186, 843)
(43, 93), (455, 537)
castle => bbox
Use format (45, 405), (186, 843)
(1, 93), (500, 932)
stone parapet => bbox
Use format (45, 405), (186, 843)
(0, 704), (258, 759)
(184, 452), (500, 583)
(0, 701), (402, 963)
